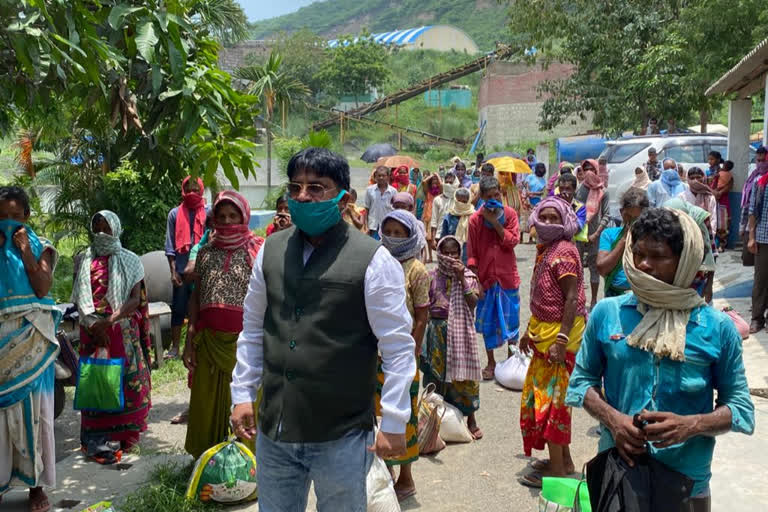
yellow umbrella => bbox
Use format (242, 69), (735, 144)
(487, 156), (532, 174)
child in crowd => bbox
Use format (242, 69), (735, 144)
(430, 171), (457, 250)
(266, 195), (292, 236)
(440, 188), (475, 263)
(421, 236), (483, 439)
(378, 209), (430, 502)
(342, 189), (367, 233)
(365, 166), (397, 240)
(467, 176), (521, 380)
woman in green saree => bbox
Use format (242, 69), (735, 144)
(183, 191), (264, 458)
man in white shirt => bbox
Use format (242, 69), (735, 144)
(364, 166), (397, 239)
(230, 148), (416, 512)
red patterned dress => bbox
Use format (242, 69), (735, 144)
(520, 239), (586, 455)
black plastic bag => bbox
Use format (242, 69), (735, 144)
(586, 448), (694, 512)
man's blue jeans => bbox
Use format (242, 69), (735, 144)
(256, 428), (374, 512)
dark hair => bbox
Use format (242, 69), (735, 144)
(287, 147), (350, 191)
(349, 188), (358, 198)
(479, 176), (499, 194)
(527, 148), (535, 154)
(558, 173), (578, 189)
(708, 151), (723, 164)
(630, 208), (684, 256)
(687, 166), (705, 179)
(275, 194), (288, 209)
(214, 198), (239, 216)
(0, 186), (31, 216)
(534, 162), (546, 174)
(455, 188), (471, 201)
(374, 165), (390, 177)
(439, 237), (461, 254)
(205, 209), (215, 227)
(454, 161), (466, 170)
(481, 162), (495, 174)
(620, 187), (650, 210)
(724, 160), (734, 171)
(757, 146), (767, 155)
(476, 152), (485, 161)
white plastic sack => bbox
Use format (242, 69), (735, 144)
(366, 453), (400, 512)
(494, 347), (530, 391)
(437, 401), (473, 443)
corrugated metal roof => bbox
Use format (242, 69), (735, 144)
(706, 37), (768, 97)
(328, 26), (432, 48)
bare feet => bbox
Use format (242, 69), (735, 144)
(481, 366), (495, 381)
(393, 481), (416, 502)
(170, 408), (189, 425)
(29, 487), (50, 512)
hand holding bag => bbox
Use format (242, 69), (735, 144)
(74, 347), (125, 412)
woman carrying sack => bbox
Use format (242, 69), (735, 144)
(72, 211), (151, 465)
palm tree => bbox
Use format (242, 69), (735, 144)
(235, 53), (310, 190)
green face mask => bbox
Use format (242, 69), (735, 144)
(287, 190), (346, 236)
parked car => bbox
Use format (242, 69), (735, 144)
(601, 134), (757, 221)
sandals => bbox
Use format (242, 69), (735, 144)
(519, 471), (543, 488)
(164, 348), (180, 360)
(469, 426), (484, 440)
(170, 409), (189, 425)
(395, 487), (416, 502)
(28, 490), (50, 512)
(481, 366), (495, 381)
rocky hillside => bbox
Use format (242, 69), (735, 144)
(248, 0), (510, 51)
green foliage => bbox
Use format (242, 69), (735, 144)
(248, 0), (510, 52)
(234, 52), (311, 122)
(510, 0), (766, 134)
(102, 161), (178, 255)
(0, 0), (260, 186)
(248, 29), (330, 95)
(314, 36), (391, 103)
(119, 462), (222, 512)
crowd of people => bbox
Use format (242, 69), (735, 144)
(1, 142), (764, 512)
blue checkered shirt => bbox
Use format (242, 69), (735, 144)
(750, 184), (768, 244)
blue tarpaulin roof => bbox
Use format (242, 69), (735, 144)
(328, 26), (433, 48)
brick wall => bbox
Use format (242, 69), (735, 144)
(218, 41), (272, 72)
(479, 103), (593, 149)
(478, 61), (594, 146)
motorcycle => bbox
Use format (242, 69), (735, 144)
(54, 303), (80, 419)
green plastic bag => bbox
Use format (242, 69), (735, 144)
(186, 437), (258, 504)
(539, 476), (591, 512)
(73, 349), (125, 412)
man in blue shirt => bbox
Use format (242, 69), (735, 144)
(597, 187), (649, 297)
(567, 208), (754, 512)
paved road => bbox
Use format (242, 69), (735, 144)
(6, 243), (768, 511)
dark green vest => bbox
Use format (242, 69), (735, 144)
(260, 221), (380, 442)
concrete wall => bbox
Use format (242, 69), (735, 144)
(477, 61), (594, 147)
(413, 26), (479, 54)
(218, 40), (272, 72)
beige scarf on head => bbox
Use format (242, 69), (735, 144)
(622, 209), (705, 361)
(449, 196), (475, 244)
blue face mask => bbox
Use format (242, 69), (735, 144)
(288, 190), (347, 237)
(0, 219), (24, 251)
(471, 175), (481, 184)
(482, 199), (505, 228)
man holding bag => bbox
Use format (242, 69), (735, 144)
(566, 208), (754, 511)
(230, 148), (416, 512)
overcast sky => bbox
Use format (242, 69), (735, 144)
(240, 0), (318, 22)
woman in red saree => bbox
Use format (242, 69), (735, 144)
(73, 211), (151, 465)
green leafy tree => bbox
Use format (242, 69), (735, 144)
(314, 35), (391, 107)
(0, 0), (259, 185)
(235, 52), (310, 189)
(509, 0), (764, 134)
(246, 29), (330, 95)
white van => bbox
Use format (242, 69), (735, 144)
(601, 134), (757, 221)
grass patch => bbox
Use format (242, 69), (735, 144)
(152, 358), (188, 388)
(118, 462), (222, 512)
